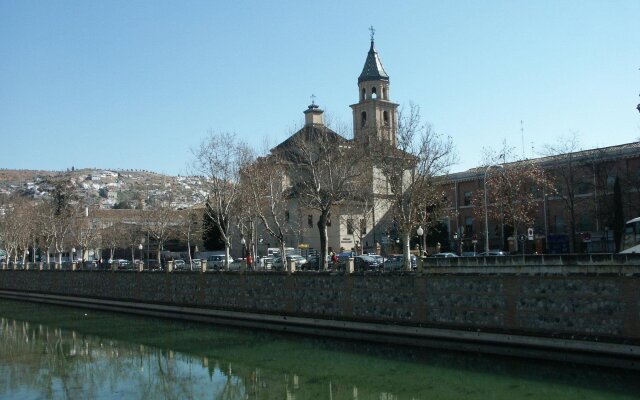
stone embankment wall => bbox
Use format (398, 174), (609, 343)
(1, 255), (639, 343)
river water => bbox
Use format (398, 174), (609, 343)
(0, 299), (637, 400)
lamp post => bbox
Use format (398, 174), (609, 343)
(417, 226), (424, 256)
(453, 232), (458, 255)
(138, 243), (143, 263)
(71, 247), (76, 263)
(484, 164), (503, 254)
(241, 237), (246, 258)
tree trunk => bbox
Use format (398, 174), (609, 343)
(187, 240), (192, 270)
(279, 242), (287, 272)
(224, 240), (231, 270)
(402, 231), (411, 271)
(317, 211), (329, 271)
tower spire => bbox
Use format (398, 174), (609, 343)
(351, 31), (398, 146)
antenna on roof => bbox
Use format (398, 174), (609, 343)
(520, 120), (525, 159)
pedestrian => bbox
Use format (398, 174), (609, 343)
(247, 254), (253, 270)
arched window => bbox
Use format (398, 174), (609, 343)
(361, 88), (365, 101)
(383, 111), (389, 125)
(361, 111), (367, 127)
(382, 87), (387, 99)
(371, 87), (377, 99)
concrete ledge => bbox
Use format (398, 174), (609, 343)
(1, 289), (638, 370)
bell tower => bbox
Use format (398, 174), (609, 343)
(350, 27), (398, 146)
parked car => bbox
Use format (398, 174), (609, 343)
(431, 252), (459, 258)
(383, 255), (417, 271)
(461, 252), (478, 257)
(207, 255), (232, 270)
(353, 255), (381, 272)
(369, 255), (386, 266)
(305, 255), (331, 270)
(173, 259), (188, 270)
(290, 255), (307, 267)
(478, 250), (509, 256)
(258, 256), (273, 271)
(273, 255), (305, 270)
(146, 259), (162, 271)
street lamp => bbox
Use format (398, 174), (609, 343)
(241, 237), (246, 258)
(71, 247), (76, 263)
(453, 232), (458, 254)
(417, 226), (424, 256)
(484, 164), (504, 254)
(138, 243), (143, 263)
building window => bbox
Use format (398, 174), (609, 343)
(383, 111), (389, 126)
(382, 87), (387, 100)
(465, 216), (473, 235)
(361, 111), (367, 127)
(307, 214), (313, 228)
(464, 191), (472, 206)
(347, 219), (354, 235)
(371, 87), (377, 99)
(577, 179), (589, 195)
(554, 215), (565, 233)
(580, 215), (593, 232)
(361, 88), (365, 101)
(607, 175), (616, 189)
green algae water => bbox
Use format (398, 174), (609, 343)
(0, 299), (637, 400)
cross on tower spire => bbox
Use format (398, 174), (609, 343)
(310, 94), (316, 105)
(369, 25), (375, 42)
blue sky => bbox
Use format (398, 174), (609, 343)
(1, 1), (638, 175)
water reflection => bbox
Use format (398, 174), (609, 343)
(0, 300), (638, 399)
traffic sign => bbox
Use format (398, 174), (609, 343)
(518, 234), (526, 242)
(527, 228), (534, 240)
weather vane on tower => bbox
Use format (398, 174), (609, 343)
(369, 25), (375, 42)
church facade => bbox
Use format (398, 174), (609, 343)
(263, 38), (402, 256)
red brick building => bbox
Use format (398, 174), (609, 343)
(440, 142), (640, 254)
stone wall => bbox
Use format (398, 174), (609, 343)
(1, 267), (639, 342)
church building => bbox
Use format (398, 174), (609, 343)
(265, 35), (403, 256)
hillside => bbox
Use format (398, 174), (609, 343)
(0, 168), (207, 210)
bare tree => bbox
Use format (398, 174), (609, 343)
(175, 209), (203, 267)
(274, 123), (369, 271)
(371, 104), (457, 269)
(0, 195), (35, 265)
(472, 144), (555, 253)
(542, 133), (588, 252)
(192, 131), (252, 269)
(39, 178), (80, 264)
(100, 222), (127, 262)
(119, 214), (144, 265)
(34, 200), (58, 264)
(69, 205), (101, 262)
(241, 151), (293, 268)
(142, 194), (178, 268)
